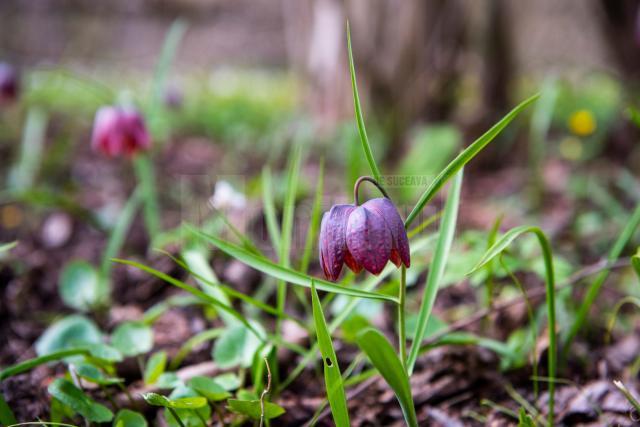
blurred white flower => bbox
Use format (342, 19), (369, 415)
(209, 180), (246, 211)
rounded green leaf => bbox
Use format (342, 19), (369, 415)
(114, 409), (148, 427)
(59, 260), (102, 311)
(111, 322), (153, 357)
(188, 376), (231, 402)
(35, 315), (102, 356)
(48, 378), (113, 423)
(156, 372), (181, 389)
(212, 373), (241, 391)
(143, 391), (207, 409)
(142, 393), (172, 407)
(227, 399), (285, 420)
(86, 343), (123, 363)
(213, 322), (265, 369)
(73, 362), (123, 385)
(165, 386), (211, 427)
(144, 351), (167, 385)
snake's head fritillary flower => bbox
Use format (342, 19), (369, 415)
(319, 204), (360, 281)
(319, 179), (410, 281)
(91, 106), (150, 157)
(0, 63), (19, 104)
(348, 197), (410, 273)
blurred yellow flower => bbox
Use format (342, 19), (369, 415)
(568, 109), (596, 136)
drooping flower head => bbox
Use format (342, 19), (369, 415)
(0, 62), (20, 104)
(319, 177), (410, 281)
(91, 106), (150, 157)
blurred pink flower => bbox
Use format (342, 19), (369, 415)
(91, 106), (150, 157)
(0, 62), (20, 104)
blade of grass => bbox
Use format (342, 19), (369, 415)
(356, 329), (417, 427)
(420, 332), (517, 362)
(0, 348), (89, 380)
(0, 393), (17, 426)
(407, 211), (442, 239)
(261, 167), (281, 255)
(149, 18), (187, 141)
(468, 225), (556, 425)
(500, 256), (539, 399)
(347, 22), (382, 184)
(484, 215), (504, 310)
(113, 258), (262, 337)
(158, 249), (306, 328)
(404, 94), (539, 228)
(278, 144), (305, 332)
(299, 159), (324, 274)
(181, 247), (237, 326)
(564, 202), (640, 354)
(133, 155), (161, 241)
(186, 226), (398, 302)
(311, 283), (350, 427)
(407, 170), (462, 373)
(143, 294), (201, 324)
(613, 380), (640, 415)
(605, 296), (640, 345)
(9, 107), (48, 191)
(100, 185), (143, 302)
(211, 210), (263, 256)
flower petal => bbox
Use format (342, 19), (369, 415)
(362, 198), (410, 268)
(344, 250), (363, 274)
(346, 205), (392, 275)
(319, 204), (355, 281)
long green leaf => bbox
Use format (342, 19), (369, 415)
(421, 332), (518, 362)
(564, 202), (640, 352)
(0, 348), (88, 381)
(278, 144), (305, 330)
(133, 155), (160, 240)
(186, 226), (398, 303)
(158, 250), (302, 326)
(113, 258), (263, 337)
(181, 247), (236, 326)
(300, 159), (324, 273)
(405, 94), (539, 228)
(148, 18), (187, 141)
(407, 170), (462, 373)
(468, 225), (556, 425)
(0, 393), (17, 426)
(357, 329), (417, 427)
(9, 107), (48, 191)
(261, 167), (281, 254)
(632, 251), (640, 280)
(347, 22), (382, 183)
(311, 283), (350, 427)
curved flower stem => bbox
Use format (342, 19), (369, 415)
(399, 265), (407, 370)
(353, 176), (390, 206)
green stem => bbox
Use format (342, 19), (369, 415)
(534, 230), (556, 426)
(500, 257), (538, 399)
(398, 266), (407, 370)
(133, 154), (161, 242)
(168, 408), (187, 427)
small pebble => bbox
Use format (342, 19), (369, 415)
(40, 212), (73, 248)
